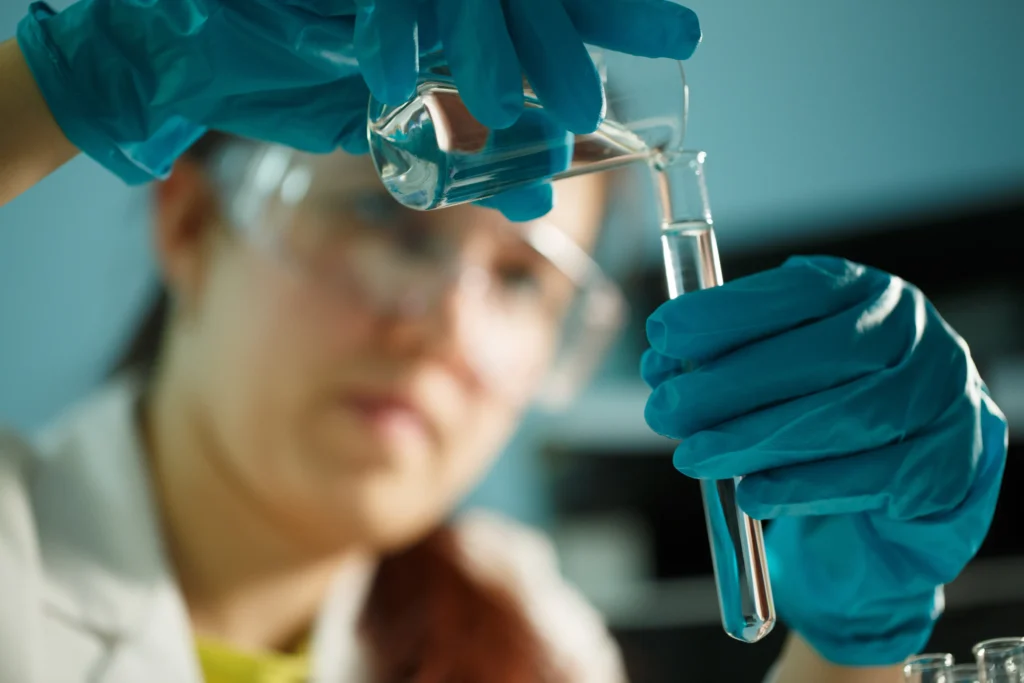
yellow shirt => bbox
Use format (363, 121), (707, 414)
(196, 638), (311, 683)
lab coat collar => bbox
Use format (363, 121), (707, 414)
(31, 376), (204, 681)
(31, 377), (374, 683)
(310, 555), (376, 682)
(31, 377), (175, 640)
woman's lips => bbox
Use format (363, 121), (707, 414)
(343, 393), (433, 447)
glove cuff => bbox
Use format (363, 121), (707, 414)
(16, 2), (205, 185)
(766, 514), (946, 666)
(781, 589), (941, 667)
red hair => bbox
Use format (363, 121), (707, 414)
(362, 525), (564, 683)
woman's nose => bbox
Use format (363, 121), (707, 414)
(374, 265), (496, 386)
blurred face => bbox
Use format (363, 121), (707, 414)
(155, 149), (607, 552)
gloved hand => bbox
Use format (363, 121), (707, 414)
(641, 256), (1007, 666)
(356, 0), (701, 132)
(16, 0), (375, 183)
(355, 0), (700, 220)
(17, 0), (700, 222)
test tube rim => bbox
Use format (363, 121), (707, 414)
(972, 637), (1024, 659)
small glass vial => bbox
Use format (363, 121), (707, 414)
(904, 653), (955, 683)
(973, 638), (1024, 683)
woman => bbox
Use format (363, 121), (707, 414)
(17, 129), (636, 682)
(0, 1), (1009, 682)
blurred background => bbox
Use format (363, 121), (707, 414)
(1, 0), (1022, 680)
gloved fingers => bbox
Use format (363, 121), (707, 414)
(471, 108), (571, 219)
(561, 0), (701, 60)
(646, 256), (888, 364)
(488, 105), (573, 170)
(663, 373), (905, 473)
(644, 281), (922, 435)
(503, 0), (605, 134)
(205, 77), (371, 154)
(668, 330), (976, 475)
(435, 0), (524, 130)
(352, 0), (419, 105)
(475, 184), (555, 222)
(640, 348), (690, 390)
(734, 413), (978, 522)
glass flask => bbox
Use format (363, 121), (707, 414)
(368, 49), (686, 211)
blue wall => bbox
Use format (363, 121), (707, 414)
(681, 0), (1024, 249)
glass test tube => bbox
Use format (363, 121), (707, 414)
(974, 638), (1024, 683)
(903, 654), (956, 683)
(653, 150), (775, 642)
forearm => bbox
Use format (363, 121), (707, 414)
(771, 633), (903, 683)
(0, 38), (78, 207)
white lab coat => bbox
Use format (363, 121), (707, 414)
(0, 379), (628, 683)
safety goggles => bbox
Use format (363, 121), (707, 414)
(200, 141), (626, 409)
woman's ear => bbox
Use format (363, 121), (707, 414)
(152, 157), (220, 311)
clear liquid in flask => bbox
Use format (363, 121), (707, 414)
(368, 82), (652, 211)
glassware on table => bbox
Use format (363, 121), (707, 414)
(904, 653), (956, 683)
(974, 638), (1024, 683)
(951, 663), (981, 683)
(903, 636), (1024, 683)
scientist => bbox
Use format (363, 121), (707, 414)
(0, 1), (1008, 682)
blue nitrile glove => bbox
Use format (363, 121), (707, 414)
(17, 0), (699, 221)
(351, 0), (702, 220)
(465, 110), (574, 222)
(641, 256), (1007, 666)
(16, 0), (377, 184)
(357, 0), (701, 132)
